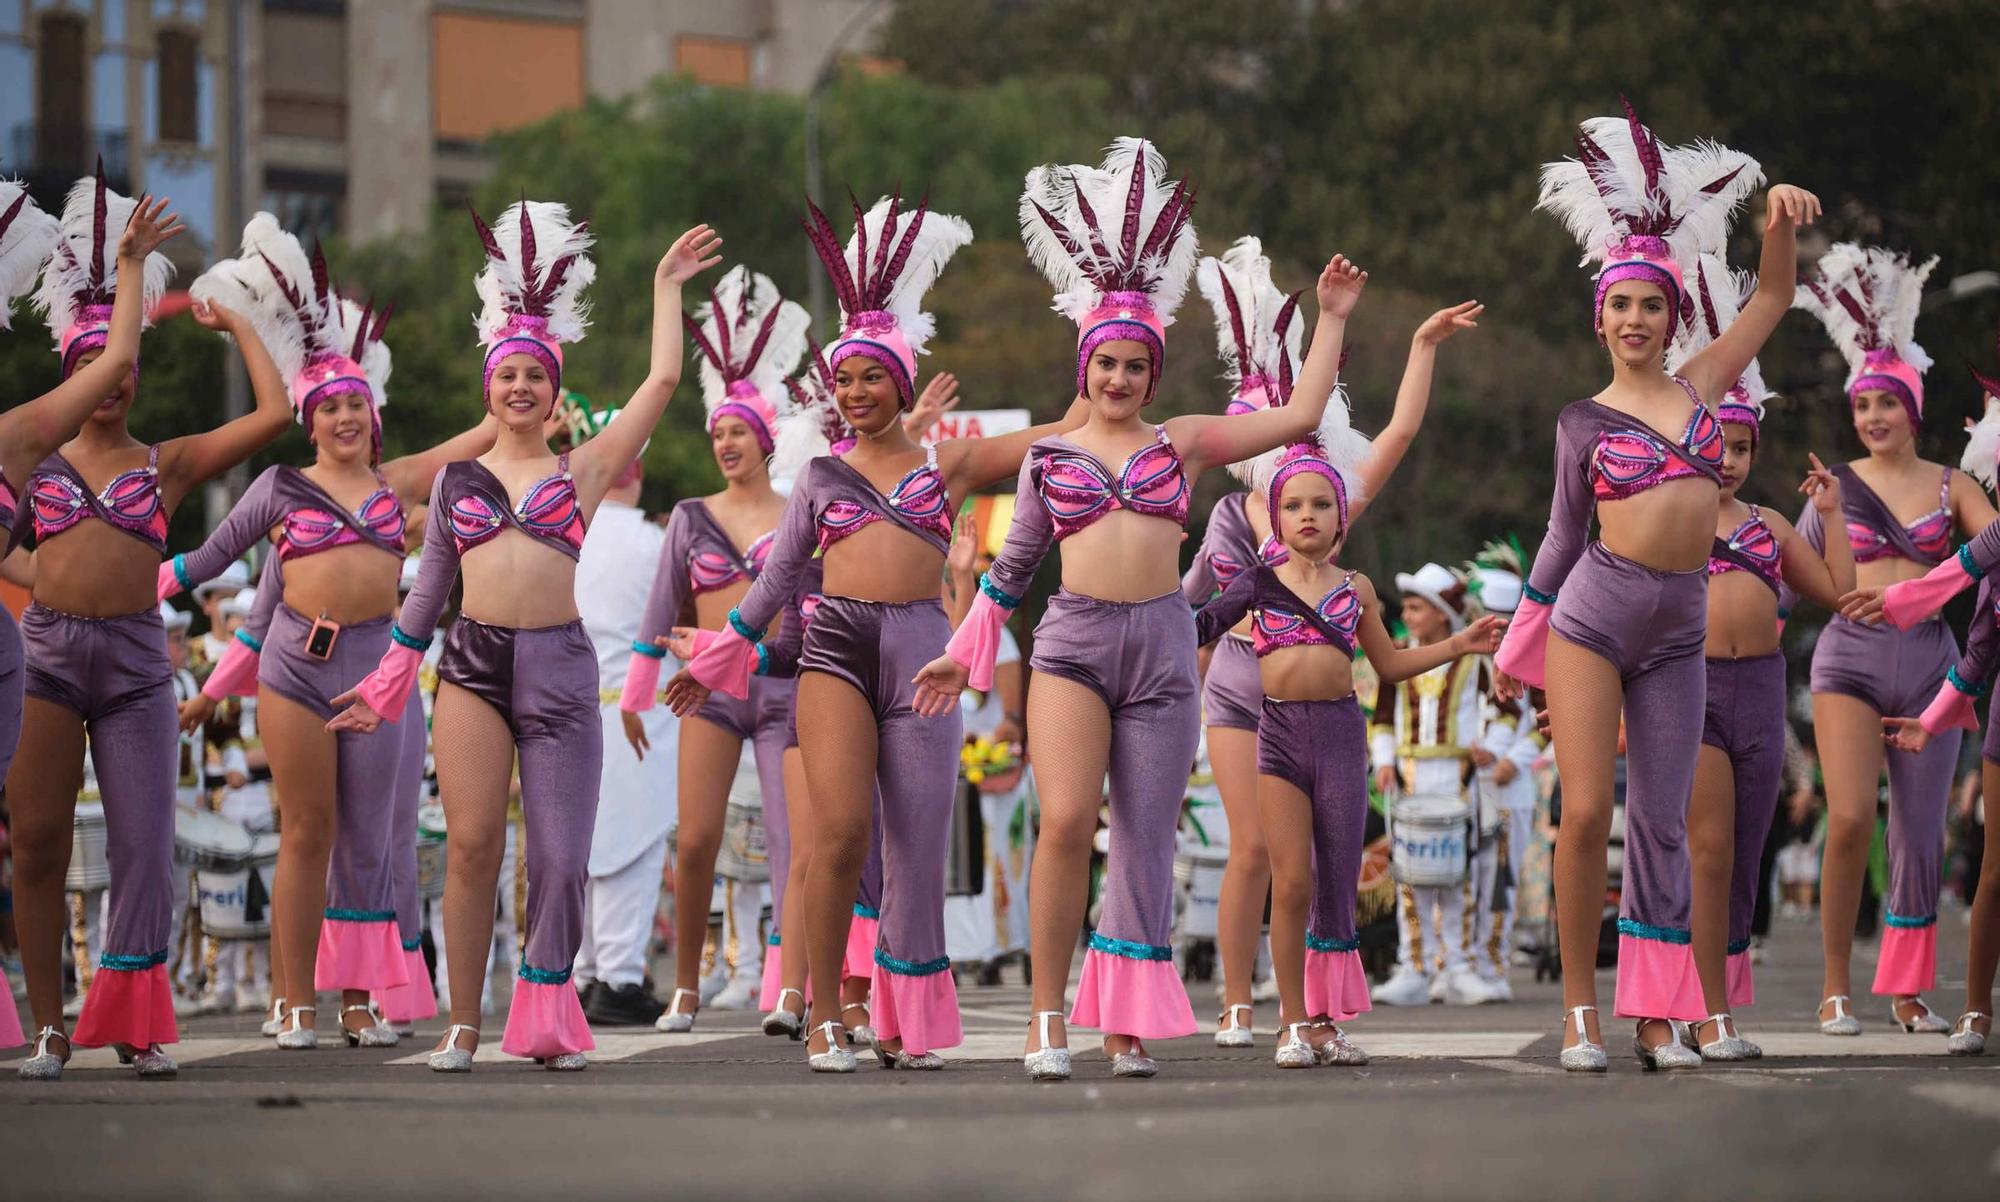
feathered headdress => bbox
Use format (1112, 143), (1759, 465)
(471, 199), (594, 407)
(1973, 315), (2000, 413)
(1666, 252), (1777, 441)
(685, 265), (809, 455)
(1537, 97), (1763, 334)
(1247, 358), (1371, 538)
(772, 338), (854, 482)
(1794, 242), (1937, 425)
(1197, 236), (1303, 415)
(0, 178), (58, 331)
(1960, 398), (2000, 493)
(1472, 534), (1527, 580)
(1465, 536), (1527, 615)
(1020, 137), (1199, 401)
(33, 161), (174, 376)
(804, 190), (971, 410)
(191, 213), (393, 455)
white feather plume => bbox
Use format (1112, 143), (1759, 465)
(692, 265), (810, 415)
(473, 200), (596, 348)
(1196, 236), (1301, 396)
(771, 346), (843, 484)
(330, 295), (392, 409)
(1020, 136), (1199, 325)
(32, 173), (174, 347)
(1666, 253), (1774, 418)
(1244, 382), (1373, 511)
(1961, 398), (2000, 492)
(1793, 242), (1936, 388)
(0, 179), (59, 330)
(189, 212), (320, 385)
(1536, 115), (1762, 269)
(842, 197), (970, 357)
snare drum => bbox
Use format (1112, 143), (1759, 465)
(715, 802), (768, 883)
(67, 803), (110, 891)
(416, 803), (448, 900)
(174, 807), (254, 872)
(198, 833), (278, 940)
(1390, 794), (1470, 887)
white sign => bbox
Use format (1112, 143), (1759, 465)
(919, 409), (1031, 445)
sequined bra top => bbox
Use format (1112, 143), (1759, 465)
(816, 445), (953, 551)
(691, 527), (775, 593)
(1039, 426), (1190, 539)
(0, 471), (14, 535)
(1708, 506), (1781, 592)
(32, 445), (169, 551)
(1849, 468), (1952, 564)
(1252, 572), (1361, 659)
(279, 471), (406, 561)
(1587, 379), (1725, 502)
(446, 453), (585, 559)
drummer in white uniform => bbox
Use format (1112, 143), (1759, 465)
(567, 404), (679, 1026)
(161, 601), (206, 1009)
(1467, 563), (1541, 1002)
(1369, 562), (1503, 1007)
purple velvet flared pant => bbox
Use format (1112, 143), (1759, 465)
(1702, 652), (1788, 1007)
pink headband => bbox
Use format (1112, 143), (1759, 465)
(482, 314), (565, 410)
(1228, 374), (1275, 417)
(58, 304), (116, 379)
(1594, 236), (1687, 335)
(1850, 347), (1925, 427)
(1717, 392), (1761, 447)
(828, 310), (916, 409)
(709, 379), (778, 454)
(1266, 442), (1349, 538)
(294, 353), (381, 460)
(1076, 292), (1166, 402)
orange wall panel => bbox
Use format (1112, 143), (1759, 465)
(433, 12), (585, 142)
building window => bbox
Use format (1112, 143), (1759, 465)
(675, 35), (752, 88)
(36, 11), (89, 174)
(157, 27), (201, 145)
(263, 9), (347, 141)
(432, 12), (584, 144)
(263, 169), (345, 245)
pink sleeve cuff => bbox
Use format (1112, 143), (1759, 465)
(157, 560), (184, 601)
(947, 592), (1012, 693)
(687, 624), (755, 699)
(1494, 597), (1553, 689)
(355, 642), (424, 723)
(619, 652), (664, 714)
(1919, 682), (1979, 735)
(200, 638), (260, 699)
(1883, 555), (1974, 630)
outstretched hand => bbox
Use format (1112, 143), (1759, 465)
(906, 372), (961, 440)
(1414, 300), (1483, 347)
(119, 194), (185, 261)
(189, 298), (240, 333)
(658, 224), (725, 286)
(662, 668), (712, 717)
(177, 693), (216, 735)
(1765, 184), (1821, 232)
(1316, 254), (1368, 320)
(1457, 614), (1508, 656)
(911, 654), (969, 718)
(325, 690), (383, 734)
(1837, 586), (1888, 625)
(1881, 715), (1931, 755)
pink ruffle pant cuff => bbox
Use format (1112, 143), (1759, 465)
(316, 916), (410, 992)
(844, 912), (880, 982)
(1612, 934), (1707, 1022)
(1304, 949), (1372, 1022)
(500, 979), (597, 1060)
(0, 965), (23, 1049)
(1726, 949), (1755, 1009)
(870, 960), (962, 1055)
(375, 947), (438, 1024)
(1872, 922), (1938, 996)
(1493, 597), (1553, 689)
(72, 962), (179, 1049)
(1068, 947), (1199, 1040)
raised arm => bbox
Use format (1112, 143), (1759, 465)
(380, 413), (499, 505)
(940, 396), (1089, 496)
(1353, 574), (1505, 684)
(1176, 255), (1365, 478)
(0, 197), (183, 489)
(1681, 186), (1820, 407)
(572, 225), (723, 501)
(160, 466), (285, 598)
(1348, 301), (1482, 524)
(1774, 456), (1854, 614)
(157, 300), (295, 502)
(1495, 415), (1592, 692)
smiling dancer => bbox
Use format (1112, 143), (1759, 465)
(328, 203), (722, 1072)
(1495, 102), (1812, 1071)
(13, 173), (292, 1081)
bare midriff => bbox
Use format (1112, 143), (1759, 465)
(1596, 476), (1720, 573)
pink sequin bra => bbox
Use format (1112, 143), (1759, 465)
(280, 471), (406, 561)
(446, 453), (585, 559)
(691, 528), (775, 593)
(1850, 468), (1952, 564)
(1252, 572), (1361, 658)
(1588, 381), (1724, 502)
(816, 445), (952, 551)
(1039, 427), (1190, 539)
(1708, 506), (1781, 591)
(32, 445), (169, 552)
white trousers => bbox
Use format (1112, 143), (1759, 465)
(574, 834), (669, 988)
(1395, 880), (1469, 977)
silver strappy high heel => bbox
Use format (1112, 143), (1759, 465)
(1559, 1005), (1606, 1073)
(654, 987), (699, 1033)
(1274, 1022), (1315, 1069)
(275, 1005), (318, 1050)
(1023, 1010), (1070, 1082)
(1818, 994), (1861, 1036)
(1215, 1003), (1254, 1048)
(1634, 1018), (1701, 1071)
(761, 988), (805, 1039)
(1947, 1011), (1989, 1056)
(1109, 1037), (1158, 1079)
(341, 1002), (399, 1048)
(1891, 996), (1951, 1034)
(18, 1027), (71, 1081)
(429, 1023), (478, 1072)
(807, 1020), (856, 1073)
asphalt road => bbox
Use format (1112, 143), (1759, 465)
(4, 909), (1997, 1201)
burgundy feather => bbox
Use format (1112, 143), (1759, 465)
(256, 250), (309, 322)
(468, 204), (504, 266)
(1621, 95), (1664, 210)
(742, 303), (782, 378)
(1216, 270), (1249, 378)
(682, 312), (725, 374)
(1831, 287), (1879, 348)
(848, 189), (870, 311)
(515, 198), (538, 302)
(806, 338), (835, 394)
(802, 200), (859, 316)
(349, 299), (374, 360)
(0, 189), (24, 243)
(878, 195), (931, 308)
(870, 187), (902, 297)
(1119, 140), (1148, 268)
(371, 301), (394, 343)
(1699, 164), (1747, 196)
(1695, 260), (1722, 342)
(1137, 175), (1189, 266)
(88, 157), (108, 293)
(708, 283), (732, 369)
(1574, 131), (1628, 228)
(310, 242), (331, 309)
(1273, 292), (1301, 346)
(1067, 170), (1116, 283)
(1029, 201), (1088, 264)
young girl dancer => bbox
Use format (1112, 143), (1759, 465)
(328, 204), (722, 1071)
(916, 140), (1360, 1081)
(672, 191), (1084, 1072)
(1187, 236), (1475, 1040)
(1670, 255), (1852, 1059)
(1495, 104), (1813, 1071)
(1782, 245), (1989, 1035)
(13, 174), (291, 1080)
(619, 265), (809, 1032)
(161, 215), (494, 1048)
(1190, 361), (1504, 1069)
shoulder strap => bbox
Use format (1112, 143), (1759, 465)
(924, 442), (938, 471)
(146, 443), (160, 472)
(558, 451), (572, 477)
(1940, 467), (1953, 510)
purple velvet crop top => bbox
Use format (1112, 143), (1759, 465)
(166, 464), (411, 598)
(1193, 563), (1360, 659)
(1037, 426), (1189, 538)
(31, 445), (168, 552)
(816, 445), (952, 551)
(1587, 379), (1723, 502)
(1708, 505), (1781, 594)
(447, 453), (584, 558)
(1848, 467), (1952, 564)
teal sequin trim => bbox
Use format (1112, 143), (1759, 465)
(1948, 665), (1986, 698)
(401, 936), (424, 952)
(631, 639), (666, 660)
(1726, 937), (1753, 955)
(390, 624), (432, 651)
(100, 950), (168, 972)
(753, 643), (771, 677)
(1305, 933), (1360, 953)
(323, 907), (397, 923)
(517, 958), (573, 986)
(978, 573), (1021, 609)
(874, 949), (951, 976)
(727, 608), (764, 640)
(1884, 911), (1937, 929)
(1616, 918), (1691, 945)
(172, 554), (194, 594)
(766, 933), (781, 947)
(1087, 931), (1173, 962)
(1959, 543), (1986, 581)
(853, 904), (881, 921)
(1523, 583), (1557, 606)
(234, 627), (263, 653)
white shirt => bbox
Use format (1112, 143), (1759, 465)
(574, 500), (669, 693)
